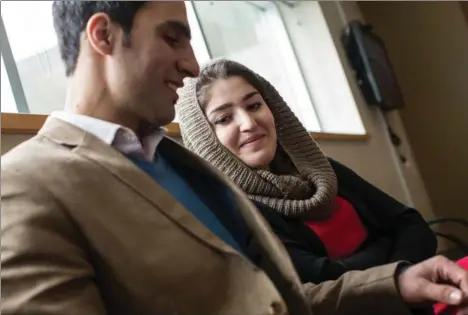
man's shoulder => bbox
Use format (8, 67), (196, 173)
(4, 134), (60, 160)
(2, 135), (79, 180)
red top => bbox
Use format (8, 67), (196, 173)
(305, 196), (368, 260)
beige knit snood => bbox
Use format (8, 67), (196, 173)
(176, 59), (338, 220)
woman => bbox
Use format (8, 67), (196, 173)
(176, 59), (437, 284)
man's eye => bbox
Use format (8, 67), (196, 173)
(164, 34), (180, 46)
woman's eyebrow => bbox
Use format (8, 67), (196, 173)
(208, 91), (260, 116)
(209, 103), (233, 115)
(242, 91), (259, 102)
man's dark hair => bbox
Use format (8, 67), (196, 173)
(52, 1), (148, 76)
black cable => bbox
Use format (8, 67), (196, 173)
(381, 110), (407, 164)
(433, 231), (468, 255)
(427, 217), (468, 229)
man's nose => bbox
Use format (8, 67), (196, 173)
(178, 48), (200, 78)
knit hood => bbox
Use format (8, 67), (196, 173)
(176, 59), (338, 220)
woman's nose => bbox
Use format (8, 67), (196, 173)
(239, 113), (258, 132)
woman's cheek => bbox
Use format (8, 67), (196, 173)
(216, 127), (237, 154)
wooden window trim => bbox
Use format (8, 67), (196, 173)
(1, 113), (370, 141)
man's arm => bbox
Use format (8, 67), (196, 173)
(303, 262), (413, 315)
(1, 169), (107, 315)
(303, 256), (468, 315)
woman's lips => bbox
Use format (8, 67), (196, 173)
(240, 134), (266, 148)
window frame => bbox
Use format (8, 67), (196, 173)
(0, 15), (28, 113)
(0, 2), (369, 141)
(1, 112), (369, 141)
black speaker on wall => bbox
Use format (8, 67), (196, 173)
(342, 20), (405, 111)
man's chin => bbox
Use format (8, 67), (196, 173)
(138, 115), (174, 136)
(146, 103), (176, 126)
(155, 112), (176, 128)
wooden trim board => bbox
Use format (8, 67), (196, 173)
(1, 113), (181, 137)
(1, 113), (369, 141)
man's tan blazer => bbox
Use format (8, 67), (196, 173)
(1, 118), (412, 315)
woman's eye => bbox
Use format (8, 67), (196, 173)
(215, 116), (232, 125)
(247, 102), (262, 111)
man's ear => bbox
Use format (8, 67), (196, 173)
(85, 13), (116, 56)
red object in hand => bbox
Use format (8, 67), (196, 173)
(433, 256), (468, 315)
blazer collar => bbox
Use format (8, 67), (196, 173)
(38, 117), (238, 255)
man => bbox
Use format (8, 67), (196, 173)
(1, 2), (467, 315)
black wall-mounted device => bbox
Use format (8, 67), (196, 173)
(342, 20), (405, 111)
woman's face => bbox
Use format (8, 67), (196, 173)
(204, 76), (277, 169)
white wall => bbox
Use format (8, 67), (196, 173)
(359, 1), (468, 242)
(313, 1), (436, 221)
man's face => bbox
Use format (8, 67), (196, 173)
(105, 1), (200, 127)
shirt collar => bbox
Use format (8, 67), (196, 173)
(51, 111), (166, 161)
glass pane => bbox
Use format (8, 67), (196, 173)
(0, 1), (212, 122)
(174, 1), (211, 123)
(278, 2), (365, 134)
(1, 55), (18, 113)
(193, 1), (321, 131)
(195, 2), (262, 58)
(1, 1), (67, 115)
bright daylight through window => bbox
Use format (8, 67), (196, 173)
(1, 0), (365, 135)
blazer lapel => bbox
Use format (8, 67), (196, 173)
(39, 117), (238, 255)
(161, 138), (304, 292)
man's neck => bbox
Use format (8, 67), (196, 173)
(65, 76), (140, 135)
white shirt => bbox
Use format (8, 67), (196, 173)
(51, 111), (166, 162)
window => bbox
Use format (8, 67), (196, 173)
(0, 1), (208, 120)
(173, 2), (210, 123)
(193, 1), (320, 132)
(1, 56), (17, 113)
(1, 1), (65, 114)
(1, 1), (366, 135)
(277, 1), (365, 134)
